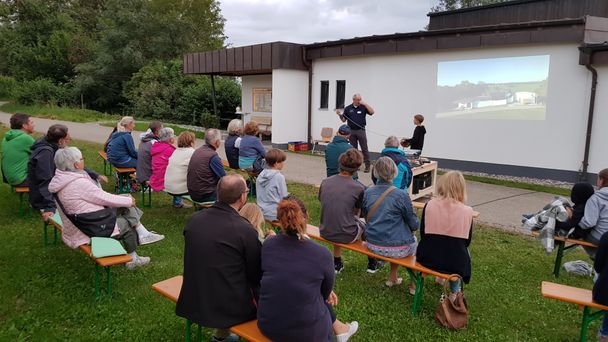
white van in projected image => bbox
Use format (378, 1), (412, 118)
(436, 55), (550, 120)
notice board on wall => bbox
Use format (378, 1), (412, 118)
(253, 88), (272, 112)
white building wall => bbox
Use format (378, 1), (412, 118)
(588, 65), (608, 174)
(241, 74), (272, 119)
(311, 43), (598, 174)
(271, 69), (309, 144)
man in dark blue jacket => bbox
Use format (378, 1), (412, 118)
(325, 125), (353, 178)
(372, 136), (412, 190)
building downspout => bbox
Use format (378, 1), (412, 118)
(302, 47), (312, 144)
(580, 62), (598, 182)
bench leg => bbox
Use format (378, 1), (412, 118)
(106, 266), (112, 295)
(553, 240), (566, 278)
(95, 264), (101, 299)
(141, 185), (151, 208)
(53, 223), (58, 244)
(43, 221), (49, 246)
(580, 307), (605, 342)
(406, 269), (425, 315)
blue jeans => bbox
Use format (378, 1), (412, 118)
(600, 313), (608, 337)
(173, 196), (183, 206)
(449, 279), (461, 293)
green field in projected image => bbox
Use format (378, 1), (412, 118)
(436, 105), (546, 120)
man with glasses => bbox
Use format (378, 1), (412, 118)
(177, 174), (262, 342)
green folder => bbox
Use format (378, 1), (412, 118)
(91, 237), (127, 258)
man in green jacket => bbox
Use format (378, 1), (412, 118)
(325, 124), (354, 178)
(2, 113), (35, 186)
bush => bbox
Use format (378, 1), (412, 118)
(200, 111), (220, 128)
(0, 76), (17, 99)
(14, 79), (60, 105)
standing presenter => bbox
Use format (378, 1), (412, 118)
(336, 93), (375, 173)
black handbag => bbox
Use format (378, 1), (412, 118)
(53, 194), (117, 237)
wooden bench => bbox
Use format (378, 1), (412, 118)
(44, 212), (133, 298)
(152, 276), (271, 342)
(181, 194), (214, 211)
(98, 150), (136, 194)
(12, 185), (31, 217)
(541, 281), (607, 341)
(530, 231), (598, 277)
(250, 116), (272, 139)
(306, 224), (451, 314)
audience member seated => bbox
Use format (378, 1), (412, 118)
(372, 136), (412, 190)
(225, 119), (242, 169)
(48, 147), (153, 269)
(319, 148), (374, 274)
(579, 168), (608, 259)
(554, 182), (595, 238)
(136, 121), (163, 186)
(28, 125), (106, 221)
(150, 127), (189, 209)
(165, 131), (196, 207)
(107, 116), (138, 168)
(238, 121), (266, 174)
(257, 197), (359, 342)
(256, 149), (288, 221)
(177, 174), (261, 342)
(593, 231), (608, 341)
(325, 125), (353, 178)
(363, 157), (419, 287)
(1, 113), (35, 186)
(239, 203), (275, 242)
(186, 128), (226, 203)
(416, 171), (473, 294)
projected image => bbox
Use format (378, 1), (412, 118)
(436, 55), (550, 120)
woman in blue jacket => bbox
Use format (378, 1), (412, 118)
(107, 116), (138, 168)
(238, 121), (266, 173)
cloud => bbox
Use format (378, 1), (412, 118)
(220, 0), (434, 47)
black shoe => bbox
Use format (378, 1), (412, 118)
(364, 165), (370, 173)
(367, 260), (385, 273)
(334, 260), (344, 274)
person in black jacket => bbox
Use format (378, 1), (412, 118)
(403, 114), (426, 152)
(224, 119), (242, 169)
(556, 182), (595, 238)
(28, 124), (106, 221)
(176, 174), (261, 342)
(593, 232), (608, 340)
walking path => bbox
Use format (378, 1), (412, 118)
(0, 110), (557, 230)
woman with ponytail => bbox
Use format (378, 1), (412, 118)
(257, 197), (359, 342)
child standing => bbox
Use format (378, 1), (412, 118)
(256, 149), (288, 221)
(403, 114), (426, 152)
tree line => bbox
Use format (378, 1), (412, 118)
(0, 0), (240, 127)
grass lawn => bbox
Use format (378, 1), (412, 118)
(100, 122), (205, 140)
(0, 127), (601, 341)
(0, 102), (119, 123)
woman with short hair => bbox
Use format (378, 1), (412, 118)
(106, 116), (138, 168)
(225, 119), (242, 169)
(238, 121), (266, 173)
(257, 198), (358, 342)
(165, 131), (196, 200)
(416, 170), (474, 293)
(48, 147), (156, 269)
(363, 156), (419, 287)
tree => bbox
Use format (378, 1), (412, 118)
(431, 0), (511, 12)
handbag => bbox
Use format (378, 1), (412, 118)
(53, 194), (117, 238)
(435, 274), (468, 330)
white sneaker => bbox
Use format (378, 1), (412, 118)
(139, 232), (165, 245)
(385, 277), (403, 288)
(125, 256), (150, 270)
(336, 321), (359, 342)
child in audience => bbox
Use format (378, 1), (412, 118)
(593, 231), (608, 341)
(256, 149), (288, 221)
(319, 148), (369, 274)
(402, 114), (426, 152)
(579, 168), (608, 259)
(416, 171), (473, 295)
(239, 203), (275, 242)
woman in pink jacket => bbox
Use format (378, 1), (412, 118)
(49, 147), (160, 269)
(150, 127), (188, 209)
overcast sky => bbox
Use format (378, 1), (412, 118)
(220, 0), (438, 47)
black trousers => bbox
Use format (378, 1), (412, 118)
(349, 129), (370, 167)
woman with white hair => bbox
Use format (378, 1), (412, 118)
(363, 156), (419, 288)
(106, 116), (138, 168)
(225, 119), (242, 169)
(151, 127), (191, 209)
(48, 147), (157, 269)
